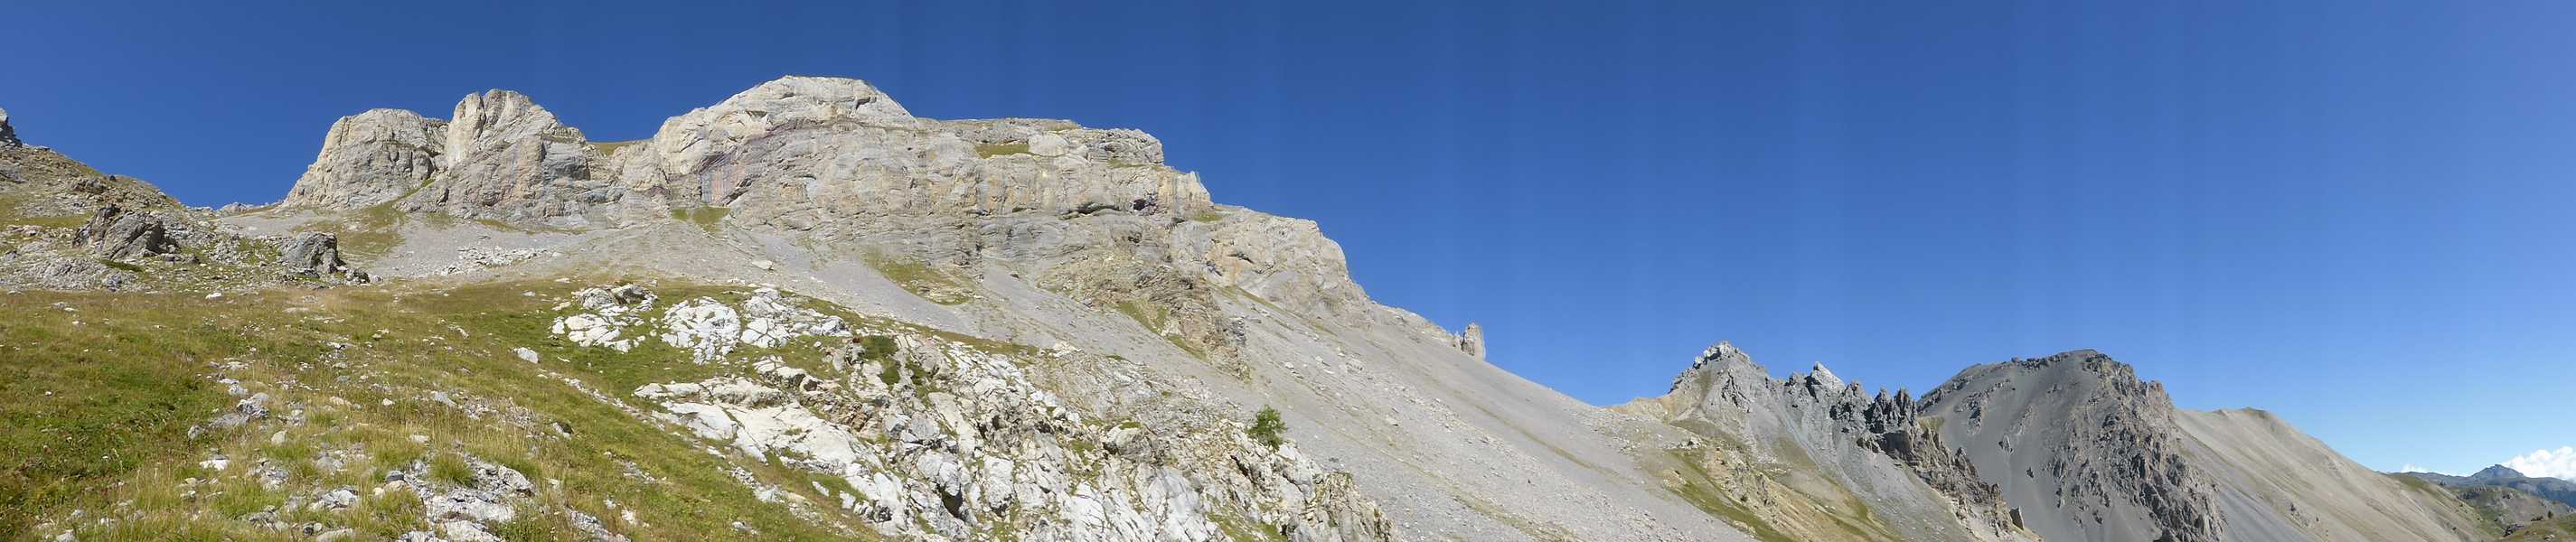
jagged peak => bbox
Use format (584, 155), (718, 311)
(449, 89), (578, 144)
(0, 106), (18, 146)
(1668, 341), (1760, 394)
(1810, 362), (1844, 388)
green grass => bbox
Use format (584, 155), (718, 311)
(671, 207), (730, 233)
(0, 294), (246, 534)
(0, 196), (89, 229)
(2, 280), (880, 539)
(863, 254), (972, 305)
(1188, 210), (1226, 223)
(428, 453), (474, 486)
(1112, 300), (1208, 359)
(1213, 513), (1288, 542)
(1663, 449), (1796, 542)
(974, 142), (1032, 157)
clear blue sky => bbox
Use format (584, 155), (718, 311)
(5, 1), (2571, 476)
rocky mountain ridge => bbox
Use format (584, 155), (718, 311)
(0, 76), (2521, 541)
(1617, 342), (2030, 541)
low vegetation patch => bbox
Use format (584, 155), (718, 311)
(671, 206), (729, 233)
(1246, 406), (1287, 450)
(973, 141), (1031, 158)
(863, 253), (972, 304)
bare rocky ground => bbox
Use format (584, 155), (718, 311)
(0, 83), (2539, 542)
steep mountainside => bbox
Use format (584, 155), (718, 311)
(0, 78), (2512, 542)
(2171, 408), (2488, 541)
(1916, 350), (2487, 542)
(8, 79), (1750, 541)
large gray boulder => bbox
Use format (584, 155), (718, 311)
(78, 205), (178, 259)
(279, 231), (346, 275)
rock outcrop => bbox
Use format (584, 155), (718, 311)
(0, 107), (19, 147)
(279, 109), (446, 209)
(278, 231), (354, 278)
(408, 90), (602, 222)
(1453, 322), (1485, 360)
(79, 205), (180, 259)
(559, 284), (1396, 541)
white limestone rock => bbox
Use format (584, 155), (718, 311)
(280, 109), (445, 209)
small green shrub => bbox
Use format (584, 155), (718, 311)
(858, 335), (898, 360)
(1247, 406), (1287, 450)
(670, 207), (729, 233)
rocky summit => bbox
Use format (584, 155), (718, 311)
(0, 77), (2535, 541)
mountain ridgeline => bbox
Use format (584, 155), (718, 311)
(0, 79), (2545, 541)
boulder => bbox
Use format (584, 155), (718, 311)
(78, 205), (178, 259)
(279, 231), (346, 275)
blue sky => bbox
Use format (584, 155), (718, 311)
(5, 1), (2571, 476)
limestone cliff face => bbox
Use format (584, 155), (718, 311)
(408, 90), (608, 223)
(282, 76), (1367, 351)
(287, 77), (1214, 229)
(280, 109), (446, 209)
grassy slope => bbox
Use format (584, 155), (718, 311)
(0, 278), (882, 540)
(2505, 514), (2576, 541)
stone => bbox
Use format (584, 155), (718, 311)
(316, 488), (359, 510)
(77, 205), (177, 259)
(278, 232), (346, 275)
